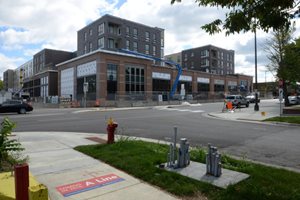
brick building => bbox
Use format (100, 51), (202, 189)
(77, 14), (164, 61)
(165, 45), (234, 75)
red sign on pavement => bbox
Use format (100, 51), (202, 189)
(56, 174), (125, 197)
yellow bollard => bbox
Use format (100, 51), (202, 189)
(261, 111), (266, 116)
(29, 184), (48, 200)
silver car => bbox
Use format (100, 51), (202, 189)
(288, 96), (300, 105)
(225, 95), (250, 108)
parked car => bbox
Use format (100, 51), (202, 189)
(288, 96), (300, 105)
(225, 95), (249, 108)
(0, 100), (33, 114)
(245, 95), (260, 103)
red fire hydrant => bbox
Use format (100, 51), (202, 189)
(107, 118), (118, 144)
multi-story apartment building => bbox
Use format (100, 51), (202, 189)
(165, 45), (235, 75)
(3, 69), (14, 91)
(13, 60), (34, 94)
(23, 49), (75, 98)
(77, 14), (164, 60)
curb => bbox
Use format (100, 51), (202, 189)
(207, 113), (300, 127)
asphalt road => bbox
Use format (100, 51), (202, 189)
(1, 100), (300, 171)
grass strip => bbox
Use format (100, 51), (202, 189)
(75, 140), (300, 200)
(263, 116), (300, 124)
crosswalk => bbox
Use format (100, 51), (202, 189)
(154, 107), (205, 113)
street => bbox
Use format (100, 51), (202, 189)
(1, 99), (300, 171)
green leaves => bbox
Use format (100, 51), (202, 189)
(171, 0), (298, 35)
(0, 117), (24, 171)
(201, 19), (222, 35)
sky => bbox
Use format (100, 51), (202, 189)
(0, 0), (299, 82)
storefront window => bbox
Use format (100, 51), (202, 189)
(125, 65), (144, 94)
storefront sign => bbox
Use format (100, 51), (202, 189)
(214, 79), (224, 85)
(197, 77), (210, 83)
(228, 81), (237, 86)
(179, 75), (192, 82)
(56, 174), (125, 197)
(152, 72), (171, 80)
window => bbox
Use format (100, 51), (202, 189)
(98, 37), (104, 49)
(108, 39), (114, 49)
(107, 64), (117, 81)
(176, 81), (192, 93)
(152, 79), (170, 92)
(98, 23), (104, 35)
(77, 75), (96, 100)
(145, 31), (150, 41)
(107, 64), (118, 99)
(201, 59), (209, 66)
(160, 48), (164, 58)
(153, 46), (156, 56)
(89, 42), (92, 52)
(84, 32), (87, 41)
(191, 52), (194, 57)
(191, 61), (194, 69)
(160, 32), (164, 47)
(201, 50), (209, 57)
(126, 26), (130, 36)
(133, 28), (138, 38)
(126, 40), (130, 50)
(125, 65), (144, 94)
(145, 44), (149, 54)
(89, 29), (92, 36)
(84, 45), (87, 54)
(153, 33), (156, 43)
(108, 23), (119, 35)
(133, 42), (138, 52)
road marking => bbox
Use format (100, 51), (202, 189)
(0, 113), (65, 119)
(154, 107), (204, 113)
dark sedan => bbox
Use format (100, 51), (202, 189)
(0, 100), (33, 114)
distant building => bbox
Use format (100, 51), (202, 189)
(77, 14), (164, 60)
(12, 60), (34, 94)
(3, 69), (14, 91)
(165, 45), (235, 75)
(165, 52), (181, 64)
(22, 49), (75, 98)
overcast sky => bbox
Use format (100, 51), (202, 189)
(1, 0), (299, 82)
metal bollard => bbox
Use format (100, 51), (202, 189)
(14, 163), (29, 200)
(206, 144), (222, 177)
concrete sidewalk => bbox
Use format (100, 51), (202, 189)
(14, 132), (179, 200)
(208, 104), (280, 121)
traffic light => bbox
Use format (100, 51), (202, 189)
(20, 68), (24, 86)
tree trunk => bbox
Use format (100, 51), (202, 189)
(283, 80), (289, 106)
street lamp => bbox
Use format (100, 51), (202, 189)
(254, 26), (259, 111)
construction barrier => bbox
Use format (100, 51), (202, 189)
(71, 101), (80, 108)
(94, 99), (100, 107)
(226, 102), (233, 110)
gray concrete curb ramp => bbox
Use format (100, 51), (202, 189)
(14, 132), (179, 200)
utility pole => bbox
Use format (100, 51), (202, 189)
(254, 27), (259, 111)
